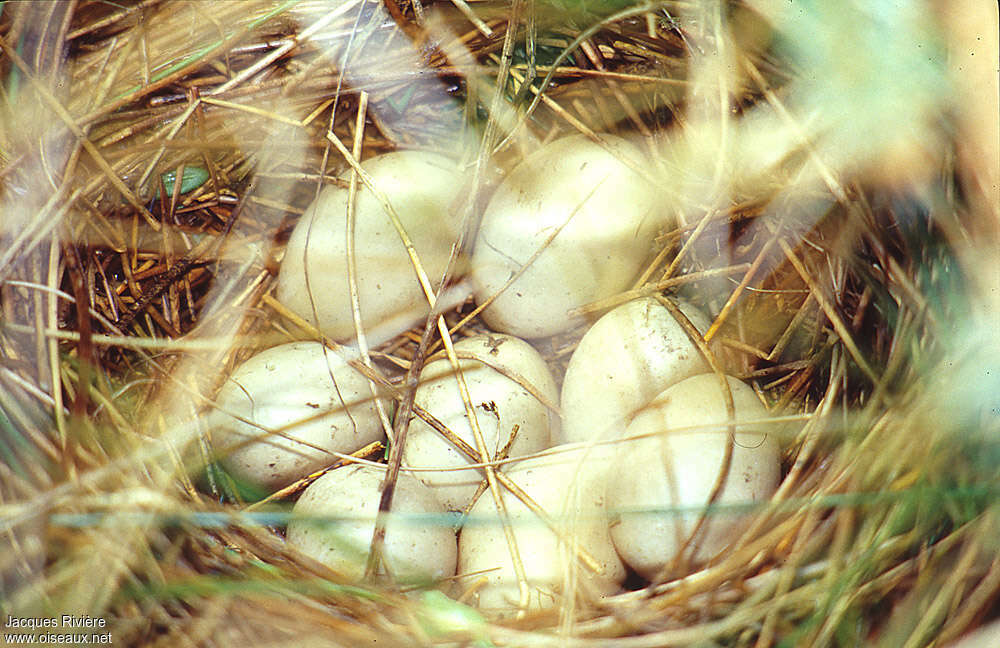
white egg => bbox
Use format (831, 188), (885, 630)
(458, 444), (625, 615)
(276, 151), (465, 345)
(470, 134), (662, 338)
(608, 374), (781, 579)
(402, 334), (558, 511)
(210, 342), (387, 492)
(559, 297), (712, 443)
(287, 464), (457, 583)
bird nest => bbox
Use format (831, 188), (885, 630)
(0, 1), (997, 646)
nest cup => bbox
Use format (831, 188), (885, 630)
(0, 1), (997, 646)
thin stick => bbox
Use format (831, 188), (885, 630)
(344, 91), (395, 443)
(768, 292), (817, 362)
(213, 0), (365, 96)
(653, 295), (736, 577)
(661, 207), (716, 281)
(244, 441), (385, 510)
(704, 236), (780, 343)
(779, 239), (878, 384)
(439, 321), (531, 610)
(325, 131), (437, 304)
(937, 550), (1000, 644)
(449, 0), (493, 37)
(567, 264), (751, 318)
(46, 237), (68, 459)
(444, 351), (560, 416)
(365, 298), (438, 580)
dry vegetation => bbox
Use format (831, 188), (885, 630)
(0, 1), (998, 646)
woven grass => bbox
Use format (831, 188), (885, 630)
(1, 1), (998, 646)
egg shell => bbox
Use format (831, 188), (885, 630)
(276, 151), (465, 344)
(211, 342), (387, 492)
(287, 464), (457, 583)
(458, 444), (625, 615)
(608, 374), (781, 579)
(402, 334), (558, 511)
(470, 134), (662, 338)
(559, 297), (712, 443)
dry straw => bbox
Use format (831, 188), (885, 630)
(0, 0), (997, 646)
